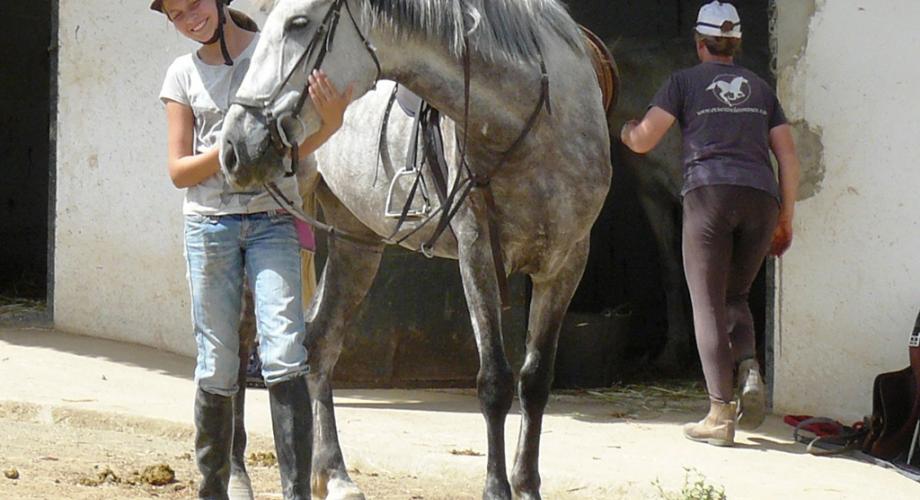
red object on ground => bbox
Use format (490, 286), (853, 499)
(783, 415), (845, 437)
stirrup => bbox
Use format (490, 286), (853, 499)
(385, 168), (431, 218)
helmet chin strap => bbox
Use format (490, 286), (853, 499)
(201, 3), (233, 65)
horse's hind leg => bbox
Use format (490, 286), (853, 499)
(309, 183), (385, 499)
(229, 281), (257, 500)
(511, 238), (590, 500)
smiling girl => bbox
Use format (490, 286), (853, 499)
(153, 1), (351, 498)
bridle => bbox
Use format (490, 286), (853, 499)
(229, 0), (383, 247)
(231, 0), (381, 176)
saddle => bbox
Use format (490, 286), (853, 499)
(579, 26), (619, 116)
(863, 309), (920, 464)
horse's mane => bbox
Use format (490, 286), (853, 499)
(364, 0), (584, 63)
(253, 0), (585, 63)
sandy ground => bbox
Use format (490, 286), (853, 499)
(0, 402), (472, 499)
(2, 327), (919, 499)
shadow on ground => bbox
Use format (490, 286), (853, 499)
(0, 327), (193, 381)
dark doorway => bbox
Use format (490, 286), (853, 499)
(558, 1), (774, 382)
(0, 1), (53, 311)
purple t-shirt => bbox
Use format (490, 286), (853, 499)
(650, 62), (786, 200)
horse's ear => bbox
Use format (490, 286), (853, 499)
(252, 0), (278, 13)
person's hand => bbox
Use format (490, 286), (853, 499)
(620, 119), (639, 145)
(308, 69), (354, 133)
(770, 215), (793, 257)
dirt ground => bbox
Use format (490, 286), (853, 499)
(0, 389), (706, 500)
(3, 327), (920, 500)
(0, 401), (479, 499)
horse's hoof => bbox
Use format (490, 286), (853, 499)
(511, 476), (541, 500)
(483, 478), (512, 500)
(513, 490), (541, 500)
(324, 476), (366, 500)
(228, 471), (255, 500)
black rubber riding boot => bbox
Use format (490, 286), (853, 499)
(229, 381), (254, 500)
(268, 376), (313, 500)
(195, 388), (234, 500)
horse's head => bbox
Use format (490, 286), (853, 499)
(221, 0), (380, 188)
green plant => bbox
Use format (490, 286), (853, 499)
(653, 468), (727, 500)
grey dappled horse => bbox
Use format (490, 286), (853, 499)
(222, 1), (611, 498)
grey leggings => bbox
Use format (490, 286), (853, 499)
(682, 185), (779, 403)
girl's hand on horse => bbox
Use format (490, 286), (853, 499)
(308, 69), (355, 133)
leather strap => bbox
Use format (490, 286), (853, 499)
(264, 181), (382, 250)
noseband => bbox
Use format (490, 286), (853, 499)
(231, 0), (381, 175)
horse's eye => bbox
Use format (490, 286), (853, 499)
(286, 16), (310, 31)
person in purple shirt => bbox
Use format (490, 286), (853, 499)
(621, 1), (801, 447)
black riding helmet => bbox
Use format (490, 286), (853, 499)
(151, 0), (258, 66)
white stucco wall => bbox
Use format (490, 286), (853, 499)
(774, 0), (920, 421)
(54, 1), (266, 356)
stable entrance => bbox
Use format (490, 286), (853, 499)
(0, 1), (54, 314)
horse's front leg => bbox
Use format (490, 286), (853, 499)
(511, 239), (589, 500)
(455, 200), (514, 500)
(308, 183), (385, 500)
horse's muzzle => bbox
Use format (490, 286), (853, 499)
(221, 104), (281, 189)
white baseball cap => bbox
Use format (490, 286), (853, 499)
(696, 1), (742, 39)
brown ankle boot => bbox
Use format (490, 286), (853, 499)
(683, 400), (736, 447)
(736, 358), (766, 430)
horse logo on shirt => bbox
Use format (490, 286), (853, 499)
(706, 75), (751, 107)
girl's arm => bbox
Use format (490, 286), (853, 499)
(620, 106), (676, 154)
(297, 70), (355, 158)
(768, 123), (801, 256)
(165, 101), (220, 188)
(165, 70), (352, 189)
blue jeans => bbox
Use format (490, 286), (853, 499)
(184, 210), (308, 396)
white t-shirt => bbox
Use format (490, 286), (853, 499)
(159, 35), (302, 216)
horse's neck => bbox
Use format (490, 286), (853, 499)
(377, 38), (546, 160)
